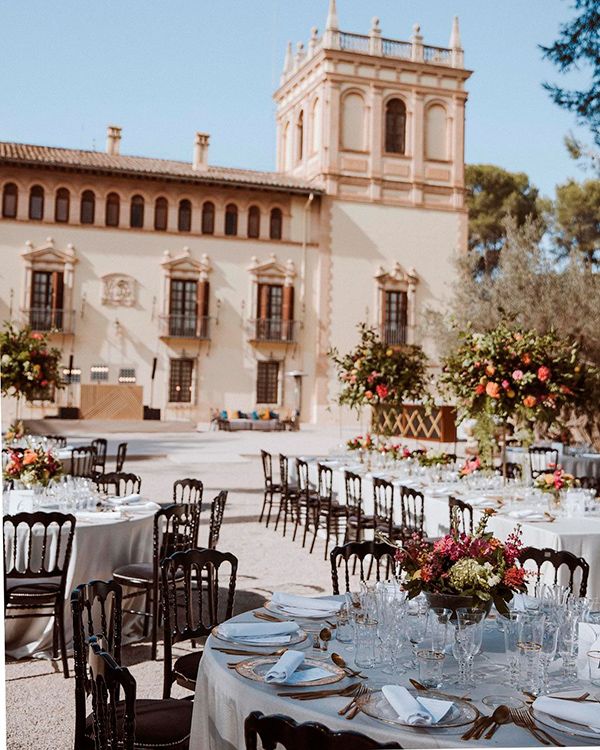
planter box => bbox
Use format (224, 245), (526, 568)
(371, 404), (457, 442)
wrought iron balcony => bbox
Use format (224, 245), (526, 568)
(249, 318), (297, 343)
(159, 314), (210, 340)
(24, 308), (75, 334)
(380, 323), (407, 347)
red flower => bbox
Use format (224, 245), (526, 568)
(503, 566), (526, 588)
(30, 332), (43, 340)
(375, 384), (389, 400)
(474, 384), (485, 395)
(537, 366), (551, 382)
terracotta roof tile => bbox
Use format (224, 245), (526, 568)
(0, 141), (322, 194)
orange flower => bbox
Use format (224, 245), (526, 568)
(523, 395), (537, 408)
(522, 353), (532, 365)
(474, 383), (485, 395)
(23, 449), (38, 466)
(485, 364), (496, 376)
(485, 381), (500, 398)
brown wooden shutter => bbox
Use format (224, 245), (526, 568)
(380, 289), (387, 329)
(258, 284), (269, 319)
(196, 279), (209, 337)
(52, 271), (64, 327)
(282, 285), (294, 321)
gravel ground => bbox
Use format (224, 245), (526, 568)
(4, 424), (355, 750)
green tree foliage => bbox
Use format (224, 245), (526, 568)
(465, 164), (545, 274)
(553, 178), (600, 266)
(540, 0), (600, 147)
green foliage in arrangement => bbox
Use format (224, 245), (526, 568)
(0, 324), (63, 402)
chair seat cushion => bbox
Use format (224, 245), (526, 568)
(347, 514), (376, 528)
(113, 563), (153, 584)
(6, 581), (61, 603)
(86, 697), (193, 749)
(173, 650), (203, 684)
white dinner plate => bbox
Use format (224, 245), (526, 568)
(534, 709), (600, 739)
(264, 599), (340, 620)
(361, 689), (478, 729)
(211, 624), (308, 648)
(234, 656), (344, 686)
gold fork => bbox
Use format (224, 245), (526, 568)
(514, 708), (564, 746)
(346, 686), (371, 720)
(338, 684), (367, 716)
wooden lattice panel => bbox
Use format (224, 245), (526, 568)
(80, 385), (143, 420)
(372, 404), (457, 442)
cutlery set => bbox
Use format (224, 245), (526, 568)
(461, 704), (565, 745)
(337, 684), (371, 720)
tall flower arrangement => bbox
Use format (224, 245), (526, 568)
(3, 447), (63, 487)
(329, 323), (429, 412)
(0, 324), (63, 405)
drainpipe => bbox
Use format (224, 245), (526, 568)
(300, 192), (314, 323)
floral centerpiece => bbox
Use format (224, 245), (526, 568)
(5, 419), (25, 443)
(346, 434), (376, 453)
(392, 510), (526, 616)
(459, 456), (482, 477)
(3, 446), (63, 488)
(329, 323), (429, 414)
(534, 466), (576, 508)
(415, 450), (455, 468)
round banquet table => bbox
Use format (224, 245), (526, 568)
(4, 496), (154, 659)
(189, 605), (598, 749)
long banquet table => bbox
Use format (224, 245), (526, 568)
(303, 459), (600, 600)
(190, 603), (598, 749)
(4, 494), (155, 659)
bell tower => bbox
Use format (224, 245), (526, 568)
(274, 1), (471, 210)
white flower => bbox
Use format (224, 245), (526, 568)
(1, 354), (9, 365)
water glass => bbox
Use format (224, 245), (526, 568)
(417, 649), (445, 688)
(451, 624), (477, 687)
(518, 641), (543, 694)
(587, 651), (600, 687)
(426, 607), (452, 653)
(336, 606), (353, 643)
(500, 611), (523, 681)
(354, 616), (378, 669)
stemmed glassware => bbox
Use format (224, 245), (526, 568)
(452, 617), (479, 687)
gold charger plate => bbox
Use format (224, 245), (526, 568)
(211, 624), (308, 648)
(234, 656), (345, 686)
(361, 688), (479, 729)
(264, 599), (340, 621)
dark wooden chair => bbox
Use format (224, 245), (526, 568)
(93, 471), (142, 497)
(528, 446), (559, 479)
(330, 541), (399, 595)
(449, 495), (474, 535)
(275, 454), (299, 536)
(398, 485), (426, 541)
(208, 490), (228, 549)
(112, 503), (200, 660)
(173, 478), (204, 505)
(244, 712), (401, 750)
(87, 639), (193, 750)
(4, 512), (76, 677)
(518, 547), (589, 597)
(115, 442), (127, 472)
(260, 449), (281, 526)
(91, 438), (108, 476)
(311, 463), (347, 559)
(45, 434), (67, 448)
(373, 477), (396, 540)
(162, 547), (237, 697)
(577, 475), (600, 497)
(293, 458), (320, 547)
(344, 470), (375, 545)
(71, 446), (96, 478)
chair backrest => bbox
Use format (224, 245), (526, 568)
(344, 471), (363, 514)
(94, 472), (142, 497)
(3, 512), (76, 590)
(71, 446), (95, 478)
(577, 475), (600, 496)
(115, 442), (127, 472)
(373, 478), (394, 529)
(278, 454), (293, 494)
(91, 438), (108, 473)
(504, 461), (523, 480)
(162, 548), (237, 695)
(208, 490), (228, 549)
(518, 546), (589, 597)
(173, 478), (204, 505)
(45, 434), (67, 448)
(295, 458), (310, 498)
(528, 446), (559, 478)
(71, 580), (123, 749)
(317, 464), (333, 504)
(88, 641), (136, 750)
(261, 449), (274, 487)
(330, 541), (398, 595)
(244, 712), (401, 750)
(153, 503), (200, 578)
(448, 495), (473, 535)
(399, 485), (425, 539)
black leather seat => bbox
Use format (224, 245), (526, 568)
(173, 650), (203, 689)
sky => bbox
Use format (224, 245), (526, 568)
(0, 0), (592, 198)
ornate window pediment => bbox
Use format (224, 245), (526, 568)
(101, 274), (136, 307)
(248, 253), (296, 285)
(374, 262), (418, 290)
(22, 238), (77, 271)
(161, 247), (211, 280)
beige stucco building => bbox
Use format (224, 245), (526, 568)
(0, 3), (470, 425)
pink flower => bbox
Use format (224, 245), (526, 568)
(537, 366), (551, 382)
(375, 384), (389, 400)
(512, 370), (524, 381)
(502, 380), (510, 389)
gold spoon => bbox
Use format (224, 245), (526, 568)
(319, 628), (332, 652)
(331, 652), (367, 679)
(484, 705), (511, 740)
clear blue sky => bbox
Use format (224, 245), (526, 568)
(0, 1), (591, 197)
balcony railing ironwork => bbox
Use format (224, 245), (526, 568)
(380, 323), (407, 347)
(159, 314), (210, 340)
(249, 318), (297, 343)
(24, 308), (75, 334)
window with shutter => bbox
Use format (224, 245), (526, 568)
(169, 359), (194, 403)
(169, 279), (198, 336)
(383, 290), (408, 345)
(256, 361), (279, 404)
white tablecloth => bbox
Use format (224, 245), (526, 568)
(4, 495), (154, 659)
(190, 607), (597, 749)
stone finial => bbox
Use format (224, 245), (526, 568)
(106, 125), (122, 156)
(325, 0), (338, 31)
(370, 17), (380, 34)
(449, 16), (462, 49)
(283, 41), (293, 73)
(182, 246), (191, 256)
(193, 132), (210, 171)
(294, 42), (305, 69)
(308, 26), (318, 56)
(369, 16), (382, 55)
(411, 23), (424, 61)
(411, 23), (422, 42)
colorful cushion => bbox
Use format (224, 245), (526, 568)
(228, 409), (240, 420)
(220, 410), (228, 420)
(251, 411), (259, 420)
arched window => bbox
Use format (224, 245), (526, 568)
(55, 188), (70, 223)
(2, 183), (18, 218)
(296, 111), (304, 162)
(80, 190), (95, 224)
(224, 203), (238, 236)
(309, 98), (320, 154)
(105, 192), (120, 227)
(29, 185), (44, 221)
(269, 208), (282, 240)
(247, 205), (261, 238)
(154, 196), (168, 231)
(425, 104), (448, 160)
(201, 201), (215, 234)
(385, 98), (407, 154)
(341, 93), (365, 151)
(130, 195), (144, 228)
(178, 199), (192, 232)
